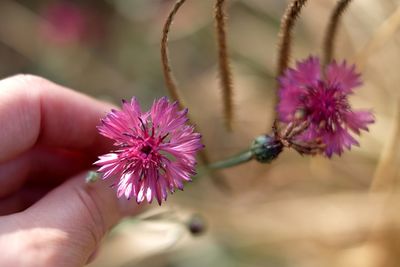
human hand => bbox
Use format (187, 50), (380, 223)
(0, 75), (142, 267)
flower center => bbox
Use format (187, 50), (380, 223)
(140, 145), (152, 155)
(300, 81), (349, 132)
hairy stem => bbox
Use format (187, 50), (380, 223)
(323, 0), (352, 66)
(161, 0), (230, 191)
(215, 0), (234, 131)
(161, 0), (187, 109)
(276, 0), (308, 76)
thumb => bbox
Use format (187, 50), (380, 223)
(18, 172), (144, 266)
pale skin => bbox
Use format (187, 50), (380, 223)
(0, 75), (143, 267)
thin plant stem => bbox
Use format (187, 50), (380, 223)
(161, 0), (187, 109)
(197, 150), (254, 188)
(215, 0), (234, 131)
(322, 0), (352, 66)
(273, 0), (308, 130)
(276, 0), (308, 76)
(208, 150), (253, 169)
(161, 0), (231, 192)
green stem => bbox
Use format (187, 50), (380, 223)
(208, 150), (253, 170)
(194, 150), (253, 182)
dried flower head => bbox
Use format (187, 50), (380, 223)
(95, 97), (203, 205)
(277, 56), (374, 157)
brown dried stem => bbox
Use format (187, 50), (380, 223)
(161, 0), (231, 192)
(322, 0), (352, 66)
(215, 0), (234, 131)
(161, 0), (187, 110)
(276, 0), (308, 76)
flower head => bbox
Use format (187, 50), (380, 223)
(40, 2), (86, 45)
(277, 56), (374, 157)
(95, 97), (203, 204)
(40, 1), (106, 45)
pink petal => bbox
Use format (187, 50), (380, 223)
(293, 56), (321, 85)
(121, 97), (143, 134)
(326, 60), (362, 93)
(279, 56), (321, 88)
(277, 85), (305, 122)
(94, 153), (118, 165)
(345, 110), (375, 134)
(124, 183), (133, 199)
(323, 126), (359, 157)
(277, 56), (320, 122)
(136, 180), (146, 204)
(297, 124), (319, 143)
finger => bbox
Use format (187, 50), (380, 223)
(0, 145), (93, 198)
(0, 186), (51, 216)
(0, 152), (30, 198)
(19, 172), (145, 266)
(28, 148), (92, 184)
(0, 74), (115, 163)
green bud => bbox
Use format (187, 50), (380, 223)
(250, 135), (283, 163)
(85, 171), (100, 183)
(187, 214), (206, 236)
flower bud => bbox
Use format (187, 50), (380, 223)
(250, 135), (283, 163)
(85, 171), (100, 183)
(187, 214), (207, 236)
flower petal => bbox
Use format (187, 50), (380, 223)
(323, 126), (359, 157)
(345, 110), (375, 134)
(280, 56), (321, 88)
(277, 85), (305, 122)
(326, 60), (362, 93)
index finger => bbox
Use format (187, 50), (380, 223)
(0, 74), (115, 163)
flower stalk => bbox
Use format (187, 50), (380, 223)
(205, 134), (285, 171)
(161, 0), (187, 109)
(276, 0), (308, 76)
(215, 0), (234, 131)
(161, 0), (230, 192)
(322, 0), (352, 66)
(208, 150), (253, 170)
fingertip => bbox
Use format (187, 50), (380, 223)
(0, 74), (117, 163)
(0, 75), (42, 162)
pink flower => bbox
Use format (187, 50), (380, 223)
(277, 56), (374, 157)
(95, 97), (203, 204)
(39, 1), (106, 45)
(40, 2), (86, 45)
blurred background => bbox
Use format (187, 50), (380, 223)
(2, 0), (400, 266)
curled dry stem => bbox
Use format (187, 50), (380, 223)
(161, 0), (231, 192)
(276, 0), (308, 76)
(161, 0), (187, 109)
(215, 0), (234, 131)
(322, 0), (352, 66)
